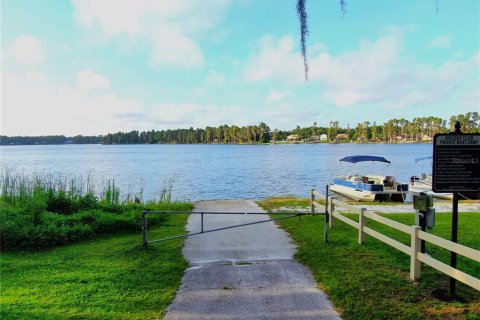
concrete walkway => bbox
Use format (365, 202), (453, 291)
(164, 200), (340, 320)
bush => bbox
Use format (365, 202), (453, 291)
(0, 202), (192, 251)
(0, 170), (194, 251)
(101, 203), (125, 214)
(46, 190), (76, 215)
(78, 193), (99, 211)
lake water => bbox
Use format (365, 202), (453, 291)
(0, 144), (433, 201)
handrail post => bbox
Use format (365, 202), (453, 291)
(410, 226), (422, 281)
(201, 212), (204, 233)
(142, 211), (148, 249)
(358, 208), (366, 245)
(310, 188), (315, 214)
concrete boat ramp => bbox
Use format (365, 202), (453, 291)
(164, 200), (340, 320)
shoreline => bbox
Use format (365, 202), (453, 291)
(1, 141), (435, 146)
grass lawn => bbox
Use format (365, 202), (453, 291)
(1, 214), (189, 320)
(258, 197), (480, 320)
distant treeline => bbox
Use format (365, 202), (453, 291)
(0, 135), (102, 145)
(1, 112), (478, 145)
(101, 112), (479, 144)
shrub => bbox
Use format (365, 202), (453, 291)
(78, 193), (99, 211)
(0, 202), (191, 251)
(100, 204), (124, 214)
(0, 170), (193, 251)
(46, 190), (76, 215)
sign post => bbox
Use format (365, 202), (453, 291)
(324, 184), (329, 243)
(432, 121), (480, 298)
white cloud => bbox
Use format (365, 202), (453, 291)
(76, 69), (110, 92)
(2, 71), (140, 135)
(71, 0), (231, 68)
(460, 87), (480, 108)
(1, 70), (253, 135)
(24, 71), (47, 83)
(258, 103), (318, 129)
(205, 70), (226, 86)
(150, 24), (204, 67)
(192, 87), (206, 96)
(265, 90), (293, 103)
(8, 35), (44, 65)
(429, 35), (451, 48)
(192, 87), (206, 95)
(245, 34), (305, 83)
(146, 103), (246, 128)
(245, 29), (479, 110)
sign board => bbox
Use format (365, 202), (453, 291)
(432, 133), (480, 192)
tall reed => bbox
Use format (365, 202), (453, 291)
(102, 180), (120, 205)
(1, 168), (177, 208)
(159, 177), (175, 204)
(0, 168), (97, 206)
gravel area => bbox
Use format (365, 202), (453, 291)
(271, 202), (480, 214)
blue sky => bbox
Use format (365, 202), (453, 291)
(1, 0), (479, 135)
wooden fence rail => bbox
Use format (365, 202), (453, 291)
(310, 189), (480, 291)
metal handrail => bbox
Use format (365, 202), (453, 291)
(141, 210), (324, 247)
(142, 211), (309, 215)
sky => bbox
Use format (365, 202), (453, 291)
(1, 0), (479, 136)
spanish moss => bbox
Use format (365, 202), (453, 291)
(296, 0), (309, 80)
(340, 0), (347, 18)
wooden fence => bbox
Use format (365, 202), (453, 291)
(310, 189), (480, 291)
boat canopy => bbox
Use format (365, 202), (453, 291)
(339, 155), (391, 164)
(414, 156), (432, 163)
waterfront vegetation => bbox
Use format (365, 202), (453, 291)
(258, 197), (480, 320)
(0, 170), (193, 251)
(1, 112), (478, 145)
(1, 214), (189, 319)
(0, 169), (193, 319)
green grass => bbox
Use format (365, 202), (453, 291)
(258, 196), (313, 211)
(1, 213), (190, 320)
(257, 198), (480, 320)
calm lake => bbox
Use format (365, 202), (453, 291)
(0, 144), (433, 201)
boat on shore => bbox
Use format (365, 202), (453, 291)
(409, 156), (452, 199)
(409, 174), (453, 200)
(410, 157), (479, 200)
(330, 155), (409, 202)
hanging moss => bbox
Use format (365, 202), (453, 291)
(296, 0), (309, 80)
(340, 0), (347, 18)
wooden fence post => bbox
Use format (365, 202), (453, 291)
(310, 189), (315, 214)
(329, 200), (335, 227)
(410, 226), (422, 281)
(358, 208), (366, 245)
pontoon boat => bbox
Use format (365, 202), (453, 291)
(330, 155), (409, 202)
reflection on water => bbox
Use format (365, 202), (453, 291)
(0, 143), (433, 201)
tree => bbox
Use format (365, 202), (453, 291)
(272, 128), (279, 143)
(258, 122), (271, 143)
(371, 121), (377, 142)
(328, 121), (339, 141)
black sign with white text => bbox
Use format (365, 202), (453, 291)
(432, 133), (480, 192)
